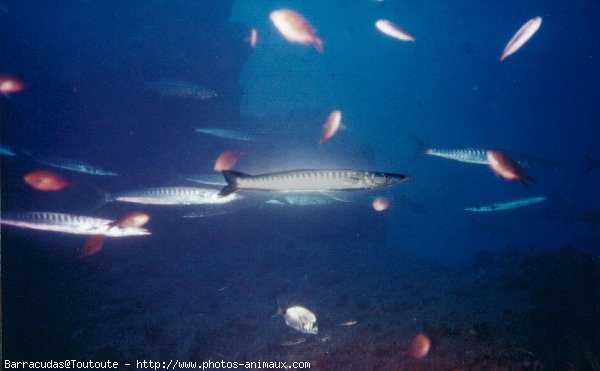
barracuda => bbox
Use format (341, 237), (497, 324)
(465, 196), (546, 212)
(108, 187), (240, 205)
(0, 212), (150, 236)
(219, 169), (408, 196)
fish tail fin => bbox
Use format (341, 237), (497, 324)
(314, 38), (324, 53)
(272, 299), (283, 318)
(412, 135), (429, 158)
(219, 170), (246, 196)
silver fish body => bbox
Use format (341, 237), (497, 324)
(219, 169), (408, 196)
(265, 193), (347, 207)
(465, 196), (546, 212)
(425, 148), (489, 164)
(109, 187), (240, 205)
(32, 155), (118, 176)
(1, 212), (150, 236)
(193, 128), (253, 141)
(185, 174), (227, 186)
(274, 301), (318, 335)
(146, 79), (217, 100)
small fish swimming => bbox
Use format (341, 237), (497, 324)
(270, 9), (323, 52)
(265, 193), (348, 207)
(219, 169), (408, 196)
(465, 196), (546, 212)
(193, 128), (254, 141)
(30, 154), (118, 176)
(487, 150), (534, 184)
(0, 144), (17, 156)
(320, 110), (342, 144)
(280, 338), (307, 346)
(145, 79), (217, 100)
(185, 174), (227, 186)
(500, 16), (542, 61)
(1, 212), (150, 236)
(375, 19), (415, 42)
(0, 74), (26, 96)
(24, 170), (71, 191)
(107, 187), (241, 205)
(248, 28), (258, 48)
(214, 151), (243, 171)
(274, 300), (318, 335)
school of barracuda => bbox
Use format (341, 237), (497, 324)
(1, 5), (594, 345)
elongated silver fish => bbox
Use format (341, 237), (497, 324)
(500, 17), (542, 62)
(219, 169), (408, 196)
(108, 187), (240, 205)
(193, 128), (253, 141)
(1, 212), (150, 236)
(465, 196), (546, 212)
(265, 193), (348, 207)
(185, 174), (227, 186)
(0, 144), (16, 156)
(145, 79), (217, 100)
(31, 155), (118, 176)
(414, 138), (554, 168)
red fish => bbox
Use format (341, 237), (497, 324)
(24, 170), (71, 191)
(319, 110), (342, 144)
(270, 9), (323, 53)
(0, 74), (26, 96)
(408, 333), (431, 359)
(79, 212), (149, 258)
(79, 235), (105, 258)
(214, 151), (242, 171)
(486, 150), (534, 183)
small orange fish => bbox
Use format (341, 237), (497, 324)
(320, 110), (342, 144)
(214, 151), (242, 171)
(79, 235), (105, 258)
(372, 197), (391, 212)
(116, 211), (150, 228)
(249, 28), (258, 48)
(408, 333), (431, 359)
(0, 74), (26, 96)
(487, 150), (533, 183)
(270, 9), (323, 52)
(24, 170), (71, 191)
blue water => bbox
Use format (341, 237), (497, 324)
(2, 1), (599, 369)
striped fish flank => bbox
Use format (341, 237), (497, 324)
(1, 212), (150, 236)
(108, 187), (241, 205)
(219, 169), (408, 196)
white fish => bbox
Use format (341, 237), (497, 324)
(108, 187), (240, 205)
(500, 17), (542, 61)
(1, 212), (150, 237)
(219, 169), (408, 196)
(465, 196), (546, 212)
(30, 154), (118, 176)
(274, 300), (318, 335)
(375, 19), (415, 42)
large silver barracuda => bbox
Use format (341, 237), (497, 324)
(219, 169), (408, 196)
(0, 212), (150, 236)
(108, 187), (241, 205)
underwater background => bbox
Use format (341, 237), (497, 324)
(1, 1), (599, 369)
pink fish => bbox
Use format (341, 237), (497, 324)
(214, 151), (243, 171)
(249, 28), (258, 49)
(270, 9), (323, 52)
(319, 110), (342, 144)
(375, 19), (415, 42)
(372, 197), (391, 212)
(0, 74), (26, 96)
(500, 17), (542, 61)
(487, 150), (534, 184)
